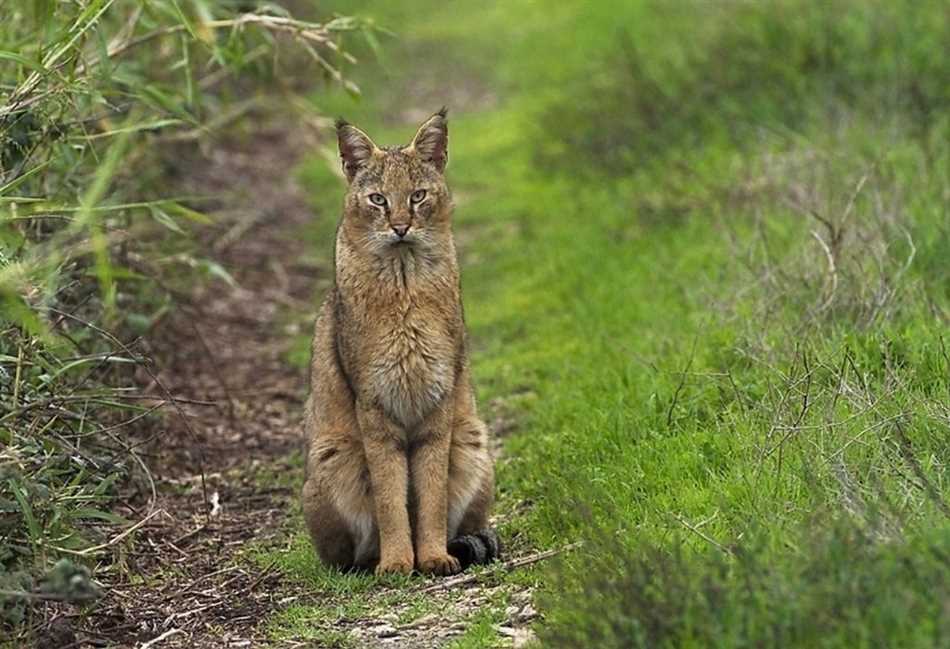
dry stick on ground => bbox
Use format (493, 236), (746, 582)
(1, 511), (166, 597)
(418, 542), (584, 595)
(244, 560), (280, 594)
(167, 566), (244, 600)
(138, 627), (184, 649)
(72, 509), (166, 557)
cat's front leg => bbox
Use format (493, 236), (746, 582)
(411, 401), (461, 575)
(357, 404), (413, 575)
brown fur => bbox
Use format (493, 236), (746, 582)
(301, 109), (494, 576)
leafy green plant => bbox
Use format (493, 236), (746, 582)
(0, 0), (372, 637)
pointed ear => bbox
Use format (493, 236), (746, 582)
(408, 107), (448, 172)
(337, 119), (378, 182)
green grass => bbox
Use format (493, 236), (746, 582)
(267, 0), (950, 646)
(447, 608), (511, 649)
(251, 492), (537, 645)
(249, 445), (540, 646)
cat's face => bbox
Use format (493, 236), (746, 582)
(337, 110), (452, 254)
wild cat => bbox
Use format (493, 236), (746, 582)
(301, 109), (499, 575)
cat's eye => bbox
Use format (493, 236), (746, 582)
(410, 189), (427, 204)
(368, 193), (387, 206)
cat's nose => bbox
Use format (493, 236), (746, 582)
(392, 224), (410, 238)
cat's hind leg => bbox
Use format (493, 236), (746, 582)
(302, 476), (355, 570)
(302, 436), (379, 572)
(446, 413), (500, 569)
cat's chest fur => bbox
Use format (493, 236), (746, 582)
(339, 259), (460, 429)
(365, 304), (456, 428)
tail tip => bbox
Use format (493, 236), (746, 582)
(448, 528), (502, 569)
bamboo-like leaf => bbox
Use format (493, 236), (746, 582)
(0, 160), (52, 197)
(167, 202), (212, 224)
(74, 113), (135, 313)
(71, 508), (128, 524)
(0, 50), (47, 74)
(169, 0), (200, 43)
(148, 206), (185, 234)
(79, 119), (184, 140)
(8, 480), (41, 542)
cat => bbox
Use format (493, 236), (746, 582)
(301, 109), (498, 575)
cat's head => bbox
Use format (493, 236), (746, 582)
(336, 109), (452, 253)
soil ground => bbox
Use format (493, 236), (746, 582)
(48, 124), (320, 648)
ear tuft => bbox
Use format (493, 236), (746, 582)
(337, 120), (377, 182)
(409, 109), (449, 172)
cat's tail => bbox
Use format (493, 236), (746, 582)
(447, 528), (502, 569)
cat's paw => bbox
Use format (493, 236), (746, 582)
(417, 552), (461, 576)
(375, 555), (414, 576)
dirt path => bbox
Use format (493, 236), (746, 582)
(56, 123), (322, 648)
(55, 121), (537, 649)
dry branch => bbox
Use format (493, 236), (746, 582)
(418, 542), (584, 594)
(138, 628), (184, 649)
(61, 509), (165, 557)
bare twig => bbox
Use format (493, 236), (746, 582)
(667, 336), (698, 428)
(138, 628), (184, 649)
(65, 509), (165, 557)
(841, 171), (871, 227)
(418, 542), (583, 594)
(189, 320), (237, 426)
(891, 420), (950, 520)
(810, 229), (838, 312)
(12, 344), (23, 406)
